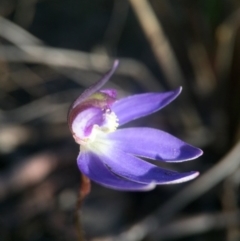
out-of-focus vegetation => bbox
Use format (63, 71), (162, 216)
(0, 0), (240, 241)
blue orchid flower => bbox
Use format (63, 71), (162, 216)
(68, 60), (202, 191)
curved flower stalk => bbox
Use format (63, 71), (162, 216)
(68, 60), (203, 191)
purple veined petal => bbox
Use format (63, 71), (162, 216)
(72, 107), (103, 138)
(111, 87), (182, 126)
(71, 60), (119, 109)
(107, 127), (203, 162)
(96, 146), (199, 184)
(77, 150), (156, 191)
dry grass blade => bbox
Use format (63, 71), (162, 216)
(128, 0), (185, 88)
(0, 15), (162, 92)
(153, 211), (240, 240)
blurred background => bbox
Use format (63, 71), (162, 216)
(0, 0), (240, 240)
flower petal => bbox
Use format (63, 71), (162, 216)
(72, 107), (103, 138)
(71, 60), (119, 109)
(107, 128), (203, 162)
(95, 145), (199, 184)
(77, 150), (156, 191)
(112, 87), (182, 126)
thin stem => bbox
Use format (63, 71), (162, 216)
(75, 174), (91, 241)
